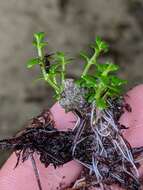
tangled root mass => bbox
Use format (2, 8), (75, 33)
(0, 80), (143, 190)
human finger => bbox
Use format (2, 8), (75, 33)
(0, 102), (82, 190)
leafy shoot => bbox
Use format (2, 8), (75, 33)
(77, 37), (127, 109)
(27, 33), (127, 109)
(27, 32), (71, 99)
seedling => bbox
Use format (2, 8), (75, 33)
(27, 32), (71, 99)
(0, 32), (143, 190)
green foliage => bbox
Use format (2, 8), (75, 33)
(27, 32), (60, 94)
(33, 32), (48, 49)
(94, 36), (109, 53)
(54, 52), (71, 66)
(80, 51), (90, 62)
(27, 58), (40, 68)
(53, 52), (71, 85)
(27, 33), (127, 109)
(77, 37), (127, 110)
(81, 37), (109, 77)
(27, 32), (71, 99)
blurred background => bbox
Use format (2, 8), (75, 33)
(0, 0), (143, 166)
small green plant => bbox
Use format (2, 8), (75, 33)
(1, 32), (142, 190)
(27, 33), (127, 109)
(77, 36), (127, 109)
(27, 32), (71, 99)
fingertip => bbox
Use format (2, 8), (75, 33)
(0, 153), (39, 190)
(42, 160), (83, 190)
(0, 153), (82, 190)
(50, 102), (77, 130)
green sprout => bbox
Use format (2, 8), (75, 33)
(27, 32), (71, 99)
(77, 37), (127, 109)
(81, 36), (109, 77)
(54, 51), (71, 86)
(27, 33), (127, 109)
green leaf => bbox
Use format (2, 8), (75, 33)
(95, 37), (109, 52)
(32, 77), (44, 84)
(34, 32), (45, 42)
(96, 98), (107, 109)
(97, 63), (109, 72)
(107, 62), (119, 71)
(54, 52), (64, 61)
(53, 93), (61, 100)
(101, 62), (119, 76)
(75, 79), (83, 86)
(82, 83), (95, 88)
(100, 75), (110, 85)
(27, 58), (41, 68)
(54, 52), (65, 61)
(56, 51), (65, 57)
(32, 40), (37, 47)
(76, 78), (94, 88)
(54, 51), (71, 65)
(82, 75), (97, 86)
(110, 76), (127, 86)
(87, 94), (95, 103)
(100, 42), (109, 52)
(108, 86), (122, 95)
(65, 58), (72, 64)
(96, 36), (102, 47)
(80, 51), (89, 62)
(49, 64), (60, 74)
(39, 42), (48, 48)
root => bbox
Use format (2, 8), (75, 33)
(72, 99), (142, 190)
(30, 153), (43, 190)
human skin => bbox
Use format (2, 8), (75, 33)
(0, 85), (143, 190)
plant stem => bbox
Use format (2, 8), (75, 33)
(61, 57), (65, 86)
(82, 52), (99, 77)
(37, 42), (60, 93)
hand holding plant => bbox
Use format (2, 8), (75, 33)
(0, 33), (143, 190)
(1, 86), (143, 190)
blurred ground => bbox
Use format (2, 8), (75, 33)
(0, 0), (143, 166)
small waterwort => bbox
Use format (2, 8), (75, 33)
(0, 33), (143, 190)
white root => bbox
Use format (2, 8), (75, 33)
(72, 99), (140, 189)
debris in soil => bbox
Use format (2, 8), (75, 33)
(0, 109), (74, 168)
(124, 103), (132, 112)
